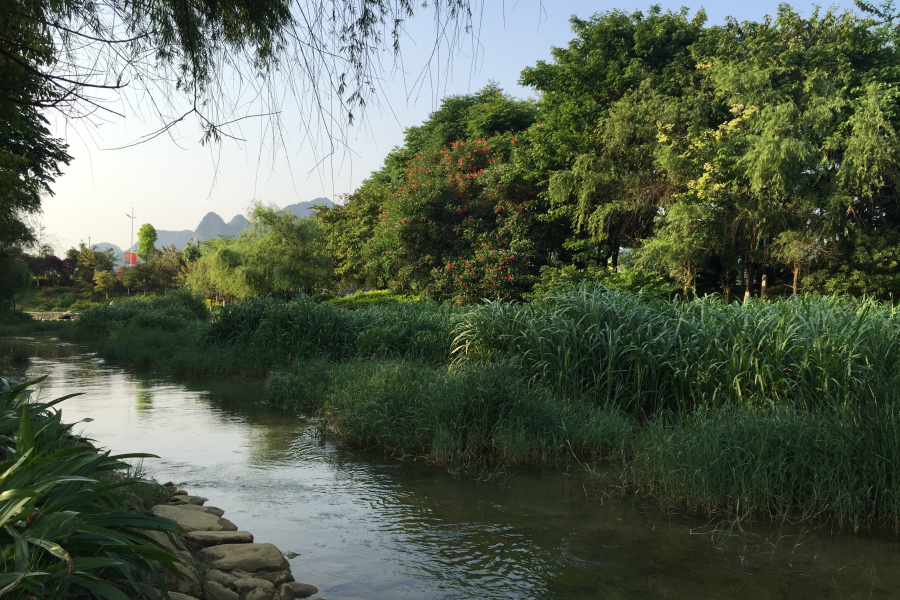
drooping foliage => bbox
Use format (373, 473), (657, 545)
(185, 202), (332, 299)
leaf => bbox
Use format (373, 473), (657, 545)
(17, 408), (35, 454)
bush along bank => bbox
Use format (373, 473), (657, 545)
(148, 484), (318, 600)
(0, 376), (182, 599)
(0, 376), (319, 600)
(70, 287), (900, 531)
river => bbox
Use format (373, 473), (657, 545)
(5, 335), (900, 599)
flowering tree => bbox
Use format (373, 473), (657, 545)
(366, 138), (544, 302)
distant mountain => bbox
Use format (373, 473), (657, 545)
(93, 242), (125, 264)
(283, 197), (333, 218)
(155, 229), (196, 249)
(115, 200), (329, 253)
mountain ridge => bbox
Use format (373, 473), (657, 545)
(97, 198), (334, 258)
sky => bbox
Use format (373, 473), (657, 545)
(38, 0), (856, 253)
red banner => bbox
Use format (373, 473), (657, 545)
(124, 252), (137, 265)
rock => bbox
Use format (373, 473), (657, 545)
(162, 481), (174, 488)
(203, 580), (239, 600)
(152, 505), (237, 532)
(163, 503), (225, 517)
(277, 582), (318, 600)
(186, 530), (253, 547)
(168, 594), (200, 600)
(199, 543), (290, 573)
(173, 490), (188, 496)
(206, 569), (238, 588)
(144, 529), (186, 552)
(250, 570), (294, 586)
(171, 494), (208, 506)
(284, 551), (300, 559)
(163, 561), (201, 595)
(246, 589), (275, 600)
(233, 577), (274, 595)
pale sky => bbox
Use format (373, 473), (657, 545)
(38, 0), (854, 254)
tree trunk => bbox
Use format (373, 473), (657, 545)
(745, 262), (755, 301)
(792, 266), (799, 295)
(723, 269), (732, 303)
(611, 247), (619, 271)
(760, 272), (768, 300)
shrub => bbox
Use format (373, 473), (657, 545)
(148, 290), (209, 320)
(208, 297), (457, 366)
(319, 360), (633, 466)
(0, 377), (182, 599)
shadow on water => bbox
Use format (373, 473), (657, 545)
(2, 335), (900, 599)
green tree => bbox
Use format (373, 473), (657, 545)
(184, 203), (331, 298)
(519, 5), (900, 299)
(92, 270), (115, 298)
(76, 244), (117, 284)
(137, 224), (158, 262)
(320, 84), (550, 301)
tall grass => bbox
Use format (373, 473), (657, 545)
(208, 297), (458, 366)
(69, 286), (900, 529)
(282, 360), (633, 466)
(623, 403), (900, 530)
(452, 286), (900, 413)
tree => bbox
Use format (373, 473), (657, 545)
(93, 271), (115, 298)
(0, 251), (31, 310)
(319, 84), (550, 301)
(3, 0), (481, 135)
(514, 5), (900, 299)
(184, 203), (332, 298)
(137, 224), (158, 263)
(1, 0), (481, 293)
(76, 245), (117, 281)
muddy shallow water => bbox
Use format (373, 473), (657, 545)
(4, 335), (900, 599)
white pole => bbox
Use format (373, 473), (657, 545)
(126, 208), (136, 265)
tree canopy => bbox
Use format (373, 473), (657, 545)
(185, 202), (331, 299)
(315, 3), (900, 301)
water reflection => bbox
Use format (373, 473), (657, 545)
(2, 335), (900, 599)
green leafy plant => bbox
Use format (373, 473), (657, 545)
(0, 376), (182, 599)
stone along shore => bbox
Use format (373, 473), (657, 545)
(146, 483), (319, 600)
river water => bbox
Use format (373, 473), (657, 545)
(4, 335), (900, 599)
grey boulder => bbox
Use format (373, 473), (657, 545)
(199, 543), (289, 573)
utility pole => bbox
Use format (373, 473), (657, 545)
(126, 208), (136, 265)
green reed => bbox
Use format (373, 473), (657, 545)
(67, 287), (900, 528)
(207, 297), (459, 366)
(452, 286), (900, 413)
(308, 359), (633, 466)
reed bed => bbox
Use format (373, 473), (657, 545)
(452, 286), (900, 413)
(207, 297), (458, 366)
(69, 287), (900, 529)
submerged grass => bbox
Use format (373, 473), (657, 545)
(69, 286), (900, 530)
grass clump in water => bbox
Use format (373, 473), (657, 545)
(307, 360), (633, 466)
(623, 403), (900, 531)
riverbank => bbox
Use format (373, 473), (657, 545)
(7, 340), (900, 599)
(29, 287), (900, 532)
(149, 483), (318, 600)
